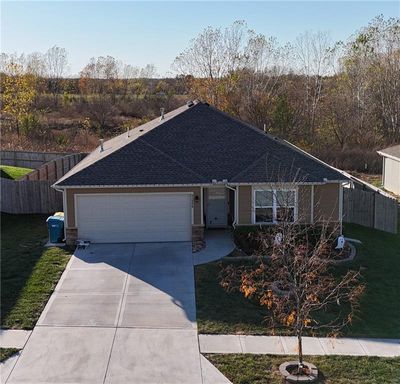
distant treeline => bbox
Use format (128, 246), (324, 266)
(1, 16), (399, 173)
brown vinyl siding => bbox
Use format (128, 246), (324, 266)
(65, 183), (340, 232)
(298, 185), (312, 223)
(65, 187), (202, 228)
(314, 183), (340, 222)
(238, 185), (252, 224)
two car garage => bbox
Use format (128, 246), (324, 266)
(74, 193), (193, 243)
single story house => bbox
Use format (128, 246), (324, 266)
(377, 144), (400, 196)
(53, 101), (348, 246)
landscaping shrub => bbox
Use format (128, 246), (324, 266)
(233, 225), (337, 256)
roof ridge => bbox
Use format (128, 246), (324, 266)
(140, 137), (207, 183)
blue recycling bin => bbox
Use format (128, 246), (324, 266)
(46, 215), (65, 243)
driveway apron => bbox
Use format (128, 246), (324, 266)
(5, 242), (203, 384)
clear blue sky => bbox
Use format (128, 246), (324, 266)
(1, 1), (399, 76)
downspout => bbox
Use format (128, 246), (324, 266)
(226, 185), (237, 228)
(54, 187), (67, 240)
(339, 183), (343, 235)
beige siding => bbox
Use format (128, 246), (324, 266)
(314, 183), (340, 222)
(65, 187), (202, 228)
(66, 183), (341, 231)
(298, 185), (312, 223)
(238, 185), (252, 224)
(383, 157), (400, 195)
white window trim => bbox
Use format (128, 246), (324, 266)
(252, 187), (298, 224)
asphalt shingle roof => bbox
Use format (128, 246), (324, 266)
(378, 144), (400, 159)
(55, 101), (347, 187)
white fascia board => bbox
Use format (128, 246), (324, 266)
(53, 181), (336, 189)
(377, 151), (400, 162)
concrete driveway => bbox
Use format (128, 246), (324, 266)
(4, 242), (215, 384)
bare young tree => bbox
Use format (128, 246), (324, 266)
(45, 46), (68, 106)
(221, 182), (364, 377)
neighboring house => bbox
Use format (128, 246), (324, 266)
(377, 145), (400, 196)
(53, 101), (348, 245)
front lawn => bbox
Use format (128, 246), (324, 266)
(1, 213), (71, 329)
(206, 354), (400, 384)
(195, 222), (400, 338)
(342, 222), (400, 338)
(0, 165), (33, 180)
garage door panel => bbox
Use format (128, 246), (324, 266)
(76, 194), (192, 243)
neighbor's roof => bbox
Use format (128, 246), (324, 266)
(55, 101), (348, 187)
(377, 144), (400, 160)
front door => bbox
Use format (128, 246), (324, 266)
(206, 187), (228, 228)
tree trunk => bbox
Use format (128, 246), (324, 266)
(297, 330), (304, 368)
(16, 118), (20, 137)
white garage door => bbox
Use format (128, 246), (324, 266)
(75, 193), (192, 243)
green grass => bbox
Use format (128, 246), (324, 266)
(341, 223), (400, 338)
(195, 222), (400, 338)
(0, 165), (33, 180)
(0, 348), (20, 363)
(1, 213), (71, 329)
(196, 261), (268, 335)
(206, 354), (400, 384)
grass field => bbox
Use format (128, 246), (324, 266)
(1, 214), (71, 329)
(0, 165), (33, 180)
(206, 354), (400, 384)
(195, 222), (400, 338)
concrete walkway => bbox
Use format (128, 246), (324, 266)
(199, 334), (400, 357)
(0, 330), (31, 349)
(3, 243), (231, 384)
(194, 230), (235, 265)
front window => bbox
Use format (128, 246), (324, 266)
(255, 190), (274, 223)
(254, 189), (297, 224)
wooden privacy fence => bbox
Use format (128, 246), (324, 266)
(343, 188), (398, 233)
(20, 153), (86, 181)
(1, 179), (62, 214)
(1, 150), (71, 168)
(1, 152), (86, 214)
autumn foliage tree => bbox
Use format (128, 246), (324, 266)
(221, 218), (364, 373)
(2, 62), (36, 136)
